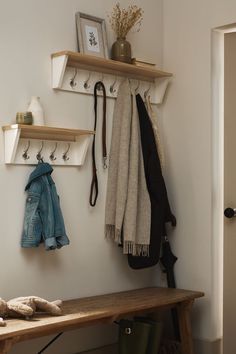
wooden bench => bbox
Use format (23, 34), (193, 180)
(0, 287), (204, 354)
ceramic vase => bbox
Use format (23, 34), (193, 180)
(111, 38), (132, 64)
(27, 96), (45, 126)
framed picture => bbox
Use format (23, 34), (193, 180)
(75, 12), (109, 59)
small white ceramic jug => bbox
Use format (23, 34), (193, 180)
(27, 96), (45, 126)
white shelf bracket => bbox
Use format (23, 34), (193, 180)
(75, 135), (91, 166)
(153, 77), (171, 104)
(2, 125), (94, 166)
(4, 127), (21, 163)
(56, 67), (171, 105)
(52, 55), (68, 89)
(51, 52), (173, 105)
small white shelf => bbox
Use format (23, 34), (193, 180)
(51, 51), (173, 105)
(2, 124), (94, 166)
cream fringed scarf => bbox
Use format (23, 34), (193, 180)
(105, 79), (151, 256)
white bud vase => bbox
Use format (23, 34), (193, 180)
(27, 96), (45, 126)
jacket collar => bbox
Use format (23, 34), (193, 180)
(25, 162), (53, 190)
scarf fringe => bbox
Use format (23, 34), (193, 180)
(123, 241), (149, 257)
(105, 224), (121, 244)
(106, 225), (149, 257)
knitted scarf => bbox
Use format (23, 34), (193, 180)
(105, 79), (151, 256)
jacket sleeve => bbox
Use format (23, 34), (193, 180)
(21, 181), (43, 248)
(39, 176), (58, 250)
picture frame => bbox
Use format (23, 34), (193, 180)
(75, 12), (109, 59)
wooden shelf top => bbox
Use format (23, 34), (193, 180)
(0, 287), (204, 343)
(52, 51), (173, 81)
(2, 124), (94, 135)
(2, 124), (95, 142)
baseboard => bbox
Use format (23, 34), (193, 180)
(77, 343), (118, 354)
(194, 338), (222, 354)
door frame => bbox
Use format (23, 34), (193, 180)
(212, 23), (236, 352)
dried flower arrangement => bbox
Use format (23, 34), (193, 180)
(108, 3), (143, 39)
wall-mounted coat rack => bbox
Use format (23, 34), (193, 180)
(2, 124), (94, 166)
(51, 51), (173, 105)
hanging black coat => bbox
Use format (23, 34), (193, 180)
(128, 94), (176, 269)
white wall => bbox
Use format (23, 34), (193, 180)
(162, 0), (236, 344)
(0, 0), (163, 353)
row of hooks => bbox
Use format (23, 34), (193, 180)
(22, 141), (71, 162)
(69, 69), (152, 97)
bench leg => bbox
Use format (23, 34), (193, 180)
(0, 339), (13, 354)
(177, 300), (195, 354)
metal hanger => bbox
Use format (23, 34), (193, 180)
(144, 83), (152, 98)
(22, 140), (30, 160)
(135, 80), (140, 93)
(110, 77), (117, 94)
(84, 72), (91, 89)
(69, 69), (78, 89)
(62, 143), (70, 161)
(49, 142), (58, 161)
(36, 141), (44, 162)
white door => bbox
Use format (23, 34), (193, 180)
(223, 31), (236, 354)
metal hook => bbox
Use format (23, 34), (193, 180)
(36, 141), (44, 161)
(84, 72), (91, 89)
(62, 143), (70, 161)
(110, 77), (117, 94)
(144, 82), (152, 98)
(135, 80), (140, 93)
(22, 140), (30, 160)
(98, 73), (104, 91)
(49, 142), (58, 161)
(70, 69), (78, 89)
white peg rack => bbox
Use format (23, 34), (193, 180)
(2, 124), (94, 166)
(51, 51), (172, 105)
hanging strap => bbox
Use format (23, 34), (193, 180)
(89, 81), (107, 207)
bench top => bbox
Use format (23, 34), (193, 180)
(0, 287), (204, 342)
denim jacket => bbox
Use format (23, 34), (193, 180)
(21, 163), (70, 250)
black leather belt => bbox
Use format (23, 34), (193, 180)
(89, 81), (107, 207)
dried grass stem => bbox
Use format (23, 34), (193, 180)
(108, 3), (143, 38)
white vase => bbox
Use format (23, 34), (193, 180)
(27, 96), (45, 126)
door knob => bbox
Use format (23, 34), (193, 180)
(224, 208), (236, 218)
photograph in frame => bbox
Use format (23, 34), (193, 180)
(76, 12), (109, 58)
